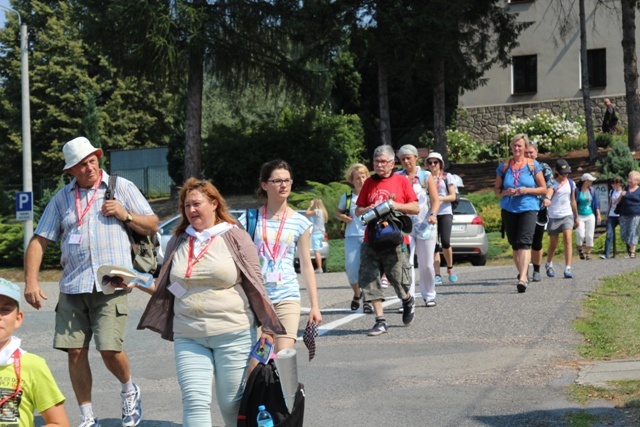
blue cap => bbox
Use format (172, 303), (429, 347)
(0, 279), (21, 308)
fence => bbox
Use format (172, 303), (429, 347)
(112, 165), (172, 197)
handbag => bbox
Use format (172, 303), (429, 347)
(614, 196), (625, 215)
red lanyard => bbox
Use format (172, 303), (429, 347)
(185, 236), (215, 278)
(510, 161), (523, 187)
(261, 205), (287, 262)
(553, 179), (568, 198)
(0, 350), (21, 407)
(75, 171), (103, 226)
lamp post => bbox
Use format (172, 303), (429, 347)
(0, 5), (33, 250)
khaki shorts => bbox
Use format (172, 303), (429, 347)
(54, 290), (129, 352)
(273, 299), (301, 341)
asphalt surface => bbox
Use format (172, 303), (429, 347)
(22, 257), (640, 426)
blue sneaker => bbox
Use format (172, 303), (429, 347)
(448, 268), (458, 282)
(545, 263), (556, 278)
(121, 383), (142, 427)
(564, 266), (573, 279)
(434, 275), (443, 284)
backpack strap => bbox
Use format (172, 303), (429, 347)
(345, 191), (352, 212)
(246, 209), (259, 240)
(106, 174), (118, 200)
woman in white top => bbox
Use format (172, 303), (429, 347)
(305, 198), (328, 273)
(396, 145), (440, 306)
(336, 163), (369, 311)
(255, 159), (323, 352)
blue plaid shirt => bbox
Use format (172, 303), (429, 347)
(35, 171), (154, 294)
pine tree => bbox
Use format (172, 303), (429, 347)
(597, 140), (639, 180)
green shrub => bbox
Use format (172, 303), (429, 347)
(597, 140), (638, 180)
(288, 181), (351, 240)
(478, 203), (502, 233)
(499, 110), (583, 154)
(595, 133), (614, 149)
(419, 129), (482, 163)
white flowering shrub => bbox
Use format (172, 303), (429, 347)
(499, 110), (583, 153)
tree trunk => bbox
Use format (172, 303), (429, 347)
(377, 60), (392, 146)
(183, 0), (205, 180)
(432, 58), (448, 166)
(579, 0), (598, 162)
(621, 0), (640, 152)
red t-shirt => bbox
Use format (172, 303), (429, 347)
(356, 173), (418, 243)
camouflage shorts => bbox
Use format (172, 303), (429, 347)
(358, 242), (411, 302)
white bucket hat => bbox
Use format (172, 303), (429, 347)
(426, 152), (444, 165)
(62, 137), (103, 171)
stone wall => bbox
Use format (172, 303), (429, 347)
(457, 95), (626, 143)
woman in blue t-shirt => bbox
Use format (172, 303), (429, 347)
(494, 134), (547, 293)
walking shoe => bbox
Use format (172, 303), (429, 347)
(79, 417), (101, 427)
(367, 321), (388, 336)
(425, 299), (437, 307)
(564, 266), (573, 279)
(380, 276), (390, 288)
(434, 275), (443, 284)
(579, 250), (585, 260)
(516, 280), (527, 293)
(600, 255), (608, 260)
(545, 264), (555, 278)
(314, 268), (323, 273)
(448, 268), (458, 282)
(531, 271), (542, 282)
(402, 296), (415, 325)
(121, 383), (142, 427)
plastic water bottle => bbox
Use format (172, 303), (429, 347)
(257, 405), (274, 427)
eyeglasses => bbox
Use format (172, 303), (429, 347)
(374, 159), (392, 166)
(266, 179), (293, 186)
(427, 161), (440, 165)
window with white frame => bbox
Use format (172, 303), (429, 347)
(587, 48), (607, 88)
(512, 55), (537, 95)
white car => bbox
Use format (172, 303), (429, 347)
(156, 209), (329, 271)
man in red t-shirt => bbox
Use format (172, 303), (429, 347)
(355, 145), (419, 336)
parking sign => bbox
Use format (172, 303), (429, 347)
(16, 191), (33, 221)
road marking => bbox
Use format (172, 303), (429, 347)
(298, 294), (422, 339)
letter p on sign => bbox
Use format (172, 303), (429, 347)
(16, 191), (33, 221)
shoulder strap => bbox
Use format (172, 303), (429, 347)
(106, 174), (118, 200)
(246, 209), (259, 240)
(345, 191), (352, 212)
(500, 160), (510, 178)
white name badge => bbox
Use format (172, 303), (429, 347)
(167, 282), (187, 299)
(266, 272), (282, 283)
(68, 234), (82, 245)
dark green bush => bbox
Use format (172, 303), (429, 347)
(203, 106), (366, 194)
(597, 140), (638, 180)
(595, 133), (613, 149)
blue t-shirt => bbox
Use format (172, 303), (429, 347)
(496, 160), (543, 213)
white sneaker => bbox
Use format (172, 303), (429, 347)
(79, 416), (101, 427)
(314, 268), (323, 273)
(380, 276), (390, 288)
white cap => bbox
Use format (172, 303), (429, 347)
(62, 137), (103, 171)
(581, 173), (597, 182)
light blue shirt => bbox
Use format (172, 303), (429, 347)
(35, 171), (154, 294)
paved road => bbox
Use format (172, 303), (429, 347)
(24, 258), (640, 426)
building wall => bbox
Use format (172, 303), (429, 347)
(458, 0), (632, 142)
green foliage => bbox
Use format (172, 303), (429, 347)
(499, 110), (583, 154)
(420, 129), (482, 163)
(595, 133), (614, 149)
(204, 105), (365, 194)
(289, 181), (351, 239)
(597, 140), (639, 180)
(477, 203), (502, 233)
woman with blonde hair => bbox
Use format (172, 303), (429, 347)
(306, 198), (329, 273)
(618, 171), (640, 258)
(336, 163), (369, 311)
(138, 178), (285, 427)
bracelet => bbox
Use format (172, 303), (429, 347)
(544, 196), (551, 201)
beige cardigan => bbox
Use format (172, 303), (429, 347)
(137, 226), (286, 341)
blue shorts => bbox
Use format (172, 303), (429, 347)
(311, 233), (324, 251)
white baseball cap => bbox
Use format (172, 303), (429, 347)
(581, 173), (597, 182)
(62, 137), (103, 171)
(0, 278), (21, 308)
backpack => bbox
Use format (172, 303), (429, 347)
(106, 175), (159, 275)
(443, 175), (460, 211)
(339, 192), (352, 238)
(245, 208), (259, 240)
(237, 360), (305, 427)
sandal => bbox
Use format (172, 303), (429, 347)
(516, 280), (527, 294)
(631, 252), (637, 259)
(585, 253), (591, 260)
(579, 250), (585, 260)
(363, 303), (373, 314)
(351, 296), (361, 311)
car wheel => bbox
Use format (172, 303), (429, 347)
(470, 255), (487, 266)
(322, 259), (327, 271)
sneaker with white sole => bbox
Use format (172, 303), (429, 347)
(425, 299), (437, 307)
(121, 383), (142, 427)
(434, 275), (443, 284)
(367, 321), (388, 336)
(564, 266), (573, 279)
(79, 416), (101, 427)
(545, 262), (555, 278)
(531, 271), (542, 282)
(380, 276), (390, 288)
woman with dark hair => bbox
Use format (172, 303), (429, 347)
(255, 159), (323, 352)
(574, 173), (601, 260)
(137, 178), (285, 427)
(494, 134), (547, 293)
(602, 176), (624, 259)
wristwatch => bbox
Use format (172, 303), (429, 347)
(429, 213), (437, 217)
(124, 213), (133, 223)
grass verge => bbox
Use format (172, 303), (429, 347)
(567, 268), (640, 421)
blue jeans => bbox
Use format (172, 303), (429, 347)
(174, 328), (256, 427)
(604, 216), (620, 257)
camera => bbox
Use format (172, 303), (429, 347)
(359, 200), (394, 225)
